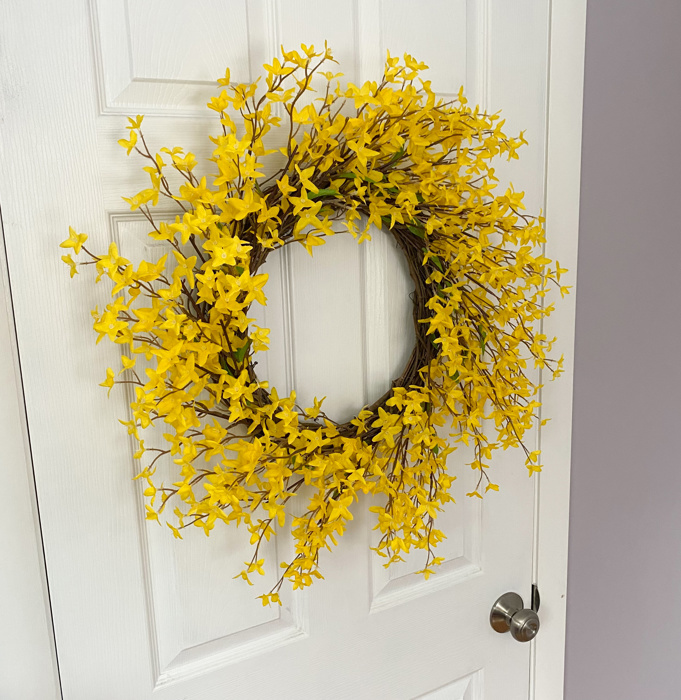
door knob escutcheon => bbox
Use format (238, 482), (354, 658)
(490, 592), (540, 643)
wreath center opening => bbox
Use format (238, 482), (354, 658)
(250, 225), (416, 425)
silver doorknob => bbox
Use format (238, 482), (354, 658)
(490, 592), (540, 643)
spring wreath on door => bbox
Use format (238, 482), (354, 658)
(60, 44), (566, 605)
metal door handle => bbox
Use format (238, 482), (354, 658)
(490, 592), (540, 643)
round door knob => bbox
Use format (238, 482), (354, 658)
(490, 592), (540, 643)
(509, 608), (540, 642)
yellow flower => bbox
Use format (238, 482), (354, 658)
(127, 114), (144, 130)
(99, 368), (115, 396)
(60, 227), (88, 255)
(120, 355), (136, 372)
(167, 523), (183, 539)
(118, 130), (138, 155)
(217, 67), (231, 86)
(61, 254), (78, 277)
(304, 396), (326, 420)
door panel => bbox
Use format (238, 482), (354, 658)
(0, 0), (554, 697)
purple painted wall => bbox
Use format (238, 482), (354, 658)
(565, 2), (681, 698)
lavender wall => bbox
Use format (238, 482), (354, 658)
(564, 2), (681, 698)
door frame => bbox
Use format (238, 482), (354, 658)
(0, 0), (586, 696)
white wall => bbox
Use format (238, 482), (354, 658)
(565, 2), (681, 698)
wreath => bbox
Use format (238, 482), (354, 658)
(61, 44), (566, 605)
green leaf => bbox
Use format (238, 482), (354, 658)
(219, 356), (235, 377)
(407, 224), (425, 239)
(421, 248), (443, 271)
(450, 370), (460, 382)
(432, 444), (440, 456)
(308, 188), (339, 200)
(338, 171), (378, 184)
(478, 325), (487, 355)
(221, 264), (245, 276)
(235, 339), (251, 363)
(387, 146), (406, 164)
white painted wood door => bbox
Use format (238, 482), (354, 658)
(0, 1), (584, 698)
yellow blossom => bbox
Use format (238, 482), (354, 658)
(60, 227), (88, 255)
(61, 254), (78, 277)
(99, 368), (115, 396)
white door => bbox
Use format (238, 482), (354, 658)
(0, 1), (584, 698)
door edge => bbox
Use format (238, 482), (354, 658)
(531, 1), (588, 698)
(0, 206), (62, 699)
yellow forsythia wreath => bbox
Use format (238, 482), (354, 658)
(61, 44), (566, 605)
